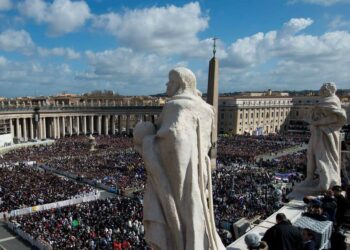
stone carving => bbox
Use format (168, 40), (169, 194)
(89, 134), (96, 151)
(134, 67), (225, 250)
(293, 83), (347, 195)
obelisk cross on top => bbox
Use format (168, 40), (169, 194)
(207, 37), (219, 169)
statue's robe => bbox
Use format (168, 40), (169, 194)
(140, 93), (225, 250)
(308, 94), (347, 189)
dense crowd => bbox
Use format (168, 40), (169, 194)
(9, 197), (146, 249)
(0, 165), (95, 213)
(257, 150), (307, 174)
(1, 133), (310, 248)
(46, 150), (145, 191)
(218, 134), (304, 165)
(0, 135), (133, 164)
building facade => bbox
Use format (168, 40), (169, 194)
(0, 95), (163, 143)
(218, 93), (293, 135)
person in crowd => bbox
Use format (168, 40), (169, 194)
(303, 189), (337, 222)
(262, 213), (303, 250)
(244, 233), (268, 250)
(302, 228), (317, 250)
(332, 185), (350, 229)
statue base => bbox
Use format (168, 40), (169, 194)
(287, 179), (324, 200)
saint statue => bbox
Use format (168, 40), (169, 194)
(297, 82), (347, 193)
(134, 67), (225, 250)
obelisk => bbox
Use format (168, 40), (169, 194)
(207, 38), (219, 169)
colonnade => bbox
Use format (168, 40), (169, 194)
(7, 113), (158, 141)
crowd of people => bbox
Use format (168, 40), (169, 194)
(218, 134), (304, 165)
(9, 197), (146, 249)
(0, 133), (312, 248)
(0, 165), (95, 213)
(45, 150), (145, 191)
(257, 150), (307, 174)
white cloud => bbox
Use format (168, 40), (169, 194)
(0, 29), (35, 54)
(220, 18), (350, 91)
(18, 0), (91, 36)
(280, 18), (314, 35)
(328, 15), (350, 30)
(80, 48), (178, 94)
(289, 0), (350, 5)
(0, 56), (7, 67)
(0, 29), (81, 59)
(92, 2), (208, 55)
(0, 59), (75, 97)
(0, 0), (12, 11)
(37, 47), (81, 59)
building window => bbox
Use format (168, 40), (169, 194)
(256, 113), (259, 118)
(271, 112), (274, 117)
(240, 113), (242, 119)
(266, 112), (269, 118)
(221, 113), (224, 119)
(262, 112), (264, 118)
(251, 113), (253, 118)
(276, 112), (279, 117)
(245, 113), (248, 119)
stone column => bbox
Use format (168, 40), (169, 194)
(98, 115), (102, 135)
(9, 119), (14, 138)
(83, 116), (87, 135)
(23, 118), (27, 141)
(38, 118), (43, 139)
(43, 118), (47, 139)
(76, 116), (80, 135)
(16, 118), (21, 139)
(104, 115), (109, 135)
(57, 117), (61, 139)
(118, 115), (122, 134)
(112, 115), (116, 135)
(53, 117), (58, 138)
(90, 115), (94, 135)
(126, 115), (130, 135)
(69, 116), (73, 136)
(30, 118), (34, 140)
(62, 117), (66, 137)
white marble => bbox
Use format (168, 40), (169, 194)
(134, 67), (225, 250)
(227, 200), (305, 250)
(290, 83), (347, 197)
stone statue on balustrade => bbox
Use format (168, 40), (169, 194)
(133, 67), (225, 250)
(291, 82), (347, 197)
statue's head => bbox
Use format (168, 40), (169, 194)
(166, 67), (197, 97)
(320, 82), (336, 97)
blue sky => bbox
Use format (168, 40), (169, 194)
(0, 0), (349, 97)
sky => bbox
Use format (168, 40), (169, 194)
(0, 0), (349, 97)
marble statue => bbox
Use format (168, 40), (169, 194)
(134, 67), (225, 250)
(89, 134), (96, 151)
(293, 82), (347, 195)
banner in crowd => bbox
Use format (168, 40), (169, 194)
(0, 192), (100, 219)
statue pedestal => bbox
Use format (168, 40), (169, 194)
(226, 200), (305, 250)
(287, 179), (324, 200)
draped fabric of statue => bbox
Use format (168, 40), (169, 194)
(306, 84), (347, 191)
(134, 67), (225, 250)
